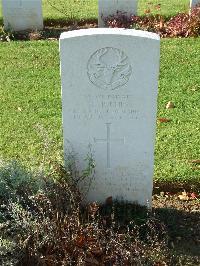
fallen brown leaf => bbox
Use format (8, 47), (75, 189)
(191, 166), (200, 170)
(166, 101), (175, 109)
(189, 159), (200, 164)
(178, 191), (189, 201)
(145, 8), (151, 14)
(85, 257), (99, 265)
(88, 202), (99, 217)
(190, 192), (198, 199)
(158, 118), (171, 123)
(76, 234), (86, 247)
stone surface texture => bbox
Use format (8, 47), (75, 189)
(98, 0), (138, 27)
(2, 0), (43, 31)
(60, 28), (160, 206)
(190, 0), (200, 8)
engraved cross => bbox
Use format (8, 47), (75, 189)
(94, 123), (125, 168)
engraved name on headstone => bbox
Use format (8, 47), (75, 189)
(60, 29), (160, 206)
(2, 0), (43, 31)
(98, 0), (138, 27)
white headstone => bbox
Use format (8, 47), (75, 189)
(98, 0), (138, 27)
(60, 29), (160, 206)
(2, 0), (43, 31)
(190, 0), (200, 8)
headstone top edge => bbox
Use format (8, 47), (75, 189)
(60, 28), (160, 41)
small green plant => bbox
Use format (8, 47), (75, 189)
(0, 26), (15, 42)
(0, 156), (174, 265)
(0, 160), (40, 204)
(0, 154), (95, 265)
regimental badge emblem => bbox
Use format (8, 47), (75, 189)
(87, 47), (132, 90)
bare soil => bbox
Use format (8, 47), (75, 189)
(152, 181), (200, 265)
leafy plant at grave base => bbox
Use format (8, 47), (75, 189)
(103, 5), (200, 38)
(0, 26), (15, 42)
(0, 25), (44, 41)
(101, 3), (166, 32)
(0, 160), (41, 205)
(0, 157), (174, 266)
(102, 11), (167, 35)
(165, 4), (200, 37)
(0, 154), (94, 265)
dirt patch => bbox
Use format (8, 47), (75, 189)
(152, 189), (200, 264)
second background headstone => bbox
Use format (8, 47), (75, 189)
(98, 0), (138, 27)
(190, 0), (200, 8)
(2, 0), (43, 31)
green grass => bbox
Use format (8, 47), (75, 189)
(0, 0), (190, 26)
(42, 0), (190, 21)
(138, 0), (189, 17)
(0, 38), (199, 181)
(155, 38), (200, 181)
(0, 41), (62, 168)
(42, 0), (98, 22)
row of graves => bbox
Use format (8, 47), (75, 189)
(1, 0), (200, 31)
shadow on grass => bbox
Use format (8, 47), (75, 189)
(2, 18), (98, 41)
(155, 207), (200, 257)
(44, 17), (97, 28)
(101, 200), (200, 259)
(153, 180), (200, 194)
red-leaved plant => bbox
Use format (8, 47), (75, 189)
(103, 5), (200, 38)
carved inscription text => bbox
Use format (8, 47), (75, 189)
(67, 94), (139, 120)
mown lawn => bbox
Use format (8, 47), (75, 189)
(0, 38), (199, 181)
(41, 0), (190, 21)
(0, 0), (190, 25)
(0, 41), (62, 168)
(138, 0), (189, 16)
(155, 38), (200, 181)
